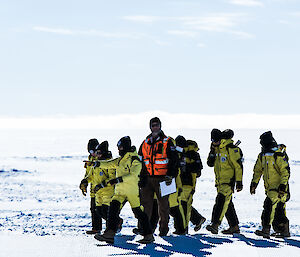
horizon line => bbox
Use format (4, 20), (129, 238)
(0, 112), (299, 129)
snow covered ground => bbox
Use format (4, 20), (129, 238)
(1, 128), (299, 256)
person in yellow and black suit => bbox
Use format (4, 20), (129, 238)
(93, 141), (122, 234)
(138, 117), (179, 236)
(79, 138), (100, 234)
(175, 136), (206, 233)
(167, 165), (187, 235)
(206, 129), (243, 235)
(251, 131), (290, 238)
(94, 136), (154, 244)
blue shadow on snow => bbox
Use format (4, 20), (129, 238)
(96, 233), (300, 256)
(97, 234), (212, 257)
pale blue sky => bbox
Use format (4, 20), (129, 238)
(1, 0), (300, 116)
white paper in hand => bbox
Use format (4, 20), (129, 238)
(160, 178), (176, 197)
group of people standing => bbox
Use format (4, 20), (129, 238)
(79, 117), (291, 245)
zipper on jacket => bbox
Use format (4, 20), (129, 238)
(265, 159), (270, 189)
(216, 152), (220, 185)
(151, 142), (154, 176)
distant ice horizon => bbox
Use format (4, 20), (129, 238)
(1, 111), (300, 129)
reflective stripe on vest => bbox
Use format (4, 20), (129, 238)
(155, 159), (169, 164)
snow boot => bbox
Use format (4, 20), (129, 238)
(117, 218), (123, 233)
(222, 225), (240, 235)
(132, 228), (143, 235)
(137, 234), (155, 244)
(206, 223), (219, 234)
(275, 222), (290, 238)
(86, 229), (99, 235)
(94, 229), (115, 244)
(255, 225), (270, 239)
(194, 217), (206, 232)
(173, 229), (187, 235)
(159, 228), (169, 237)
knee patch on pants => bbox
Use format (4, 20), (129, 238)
(132, 207), (152, 235)
(212, 193), (226, 225)
(90, 197), (97, 213)
(132, 206), (143, 218)
(170, 206), (186, 232)
(262, 197), (273, 226)
(107, 200), (121, 232)
(101, 204), (109, 220)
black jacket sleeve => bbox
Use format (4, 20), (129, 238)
(166, 139), (179, 177)
(207, 149), (216, 167)
(138, 142), (149, 176)
(186, 151), (203, 176)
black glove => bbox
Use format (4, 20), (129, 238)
(108, 177), (123, 185)
(210, 143), (216, 152)
(93, 161), (100, 168)
(138, 175), (148, 188)
(250, 182), (257, 195)
(79, 179), (88, 196)
(236, 181), (243, 192)
(94, 182), (106, 193)
(164, 175), (173, 186)
(278, 184), (286, 198)
(207, 145), (216, 167)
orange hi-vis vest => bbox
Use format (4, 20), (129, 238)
(141, 136), (171, 176)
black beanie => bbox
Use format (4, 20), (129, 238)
(96, 140), (109, 154)
(175, 135), (187, 148)
(87, 138), (99, 153)
(211, 129), (222, 142)
(149, 117), (161, 128)
(117, 136), (132, 152)
(222, 129), (234, 139)
(260, 131), (277, 149)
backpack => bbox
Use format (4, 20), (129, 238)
(259, 144), (289, 165)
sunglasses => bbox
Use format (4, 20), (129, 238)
(151, 123), (160, 128)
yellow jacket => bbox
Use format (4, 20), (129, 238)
(93, 166), (116, 185)
(208, 139), (243, 188)
(84, 155), (98, 197)
(93, 164), (116, 191)
(252, 149), (290, 192)
(98, 150), (141, 195)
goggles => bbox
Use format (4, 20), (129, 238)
(95, 150), (102, 155)
(117, 140), (122, 147)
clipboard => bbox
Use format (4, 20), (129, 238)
(160, 178), (176, 197)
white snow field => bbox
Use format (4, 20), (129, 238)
(1, 128), (299, 257)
